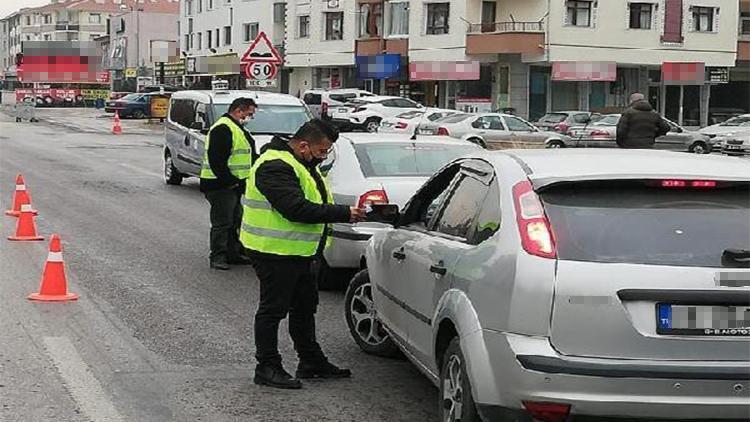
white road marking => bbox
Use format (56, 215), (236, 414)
(117, 162), (163, 178)
(42, 336), (124, 422)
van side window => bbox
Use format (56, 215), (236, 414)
(195, 103), (208, 128)
(303, 93), (321, 105)
(169, 99), (196, 128)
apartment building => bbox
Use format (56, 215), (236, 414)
(179, 0), (287, 90)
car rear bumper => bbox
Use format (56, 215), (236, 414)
(324, 223), (383, 268)
(465, 330), (750, 421)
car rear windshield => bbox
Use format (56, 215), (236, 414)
(303, 93), (321, 105)
(353, 143), (477, 177)
(540, 181), (750, 268)
(438, 114), (472, 124)
(120, 93), (142, 101)
(539, 113), (568, 123)
(397, 110), (424, 119)
(329, 93), (357, 103)
(721, 116), (750, 126)
(213, 104), (311, 135)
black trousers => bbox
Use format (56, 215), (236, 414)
(204, 188), (243, 263)
(253, 258), (325, 367)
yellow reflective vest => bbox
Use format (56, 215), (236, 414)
(200, 116), (253, 180)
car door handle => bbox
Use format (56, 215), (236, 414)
(392, 249), (406, 261)
(429, 262), (447, 276)
(183, 136), (190, 147)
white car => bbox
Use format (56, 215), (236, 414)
(719, 133), (750, 156)
(379, 108), (459, 134)
(316, 133), (481, 288)
(331, 96), (424, 133)
(699, 114), (750, 138)
(419, 112), (571, 149)
(302, 88), (374, 120)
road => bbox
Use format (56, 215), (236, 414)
(0, 110), (438, 422)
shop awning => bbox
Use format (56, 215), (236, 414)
(551, 62), (616, 81)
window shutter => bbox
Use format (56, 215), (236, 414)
(661, 0), (683, 42)
(592, 1), (599, 28)
(713, 7), (720, 32)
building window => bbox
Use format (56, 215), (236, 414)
(43, 14), (52, 24)
(197, 32), (203, 49)
(25, 16), (31, 25)
(387, 1), (409, 36)
(208, 0), (214, 10)
(628, 3), (652, 29)
(185, 34), (190, 51)
(224, 26), (232, 44)
(215, 28), (220, 46)
(426, 3), (450, 35)
(741, 12), (750, 35)
(566, 1), (592, 27)
(273, 3), (286, 23)
(186, 0), (194, 16)
(188, 18), (194, 33)
(324, 12), (344, 40)
(89, 13), (101, 24)
(190, 33), (194, 49)
(243, 22), (259, 42)
(197, 0), (202, 13)
(359, 3), (383, 38)
(298, 15), (310, 38)
(44, 34), (51, 40)
(207, 30), (213, 47)
(692, 6), (715, 32)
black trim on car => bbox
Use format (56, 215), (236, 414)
(177, 154), (202, 166)
(516, 355), (750, 380)
(618, 289), (750, 306)
(330, 230), (372, 241)
(375, 284), (432, 326)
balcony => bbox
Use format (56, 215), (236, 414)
(355, 37), (408, 57)
(465, 21), (545, 55)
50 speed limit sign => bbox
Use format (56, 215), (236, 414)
(245, 62), (278, 81)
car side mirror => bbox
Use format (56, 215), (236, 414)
(670, 126), (682, 133)
(417, 103), (424, 108)
(190, 121), (204, 131)
(366, 204), (400, 226)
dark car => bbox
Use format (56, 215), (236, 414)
(105, 92), (170, 119)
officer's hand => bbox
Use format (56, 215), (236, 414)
(349, 207), (366, 223)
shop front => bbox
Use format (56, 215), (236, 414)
(408, 61), (488, 109)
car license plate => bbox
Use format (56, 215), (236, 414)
(419, 129), (433, 135)
(338, 108), (348, 113)
(656, 304), (750, 336)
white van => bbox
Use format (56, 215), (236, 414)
(302, 88), (374, 120)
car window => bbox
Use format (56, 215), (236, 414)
(395, 98), (417, 108)
(504, 116), (534, 131)
(195, 102), (208, 128)
(353, 143), (478, 177)
(572, 113), (590, 123)
(470, 177), (501, 244)
(440, 113), (472, 124)
(120, 93), (141, 101)
(303, 93), (322, 105)
(433, 174), (488, 240)
(329, 93), (357, 103)
(539, 113), (568, 123)
(381, 99), (399, 107)
(428, 112), (451, 121)
(721, 116), (750, 126)
(169, 98), (196, 128)
(594, 115), (620, 126)
(212, 104), (311, 135)
(397, 110), (424, 119)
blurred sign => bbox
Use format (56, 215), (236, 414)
(187, 54), (240, 75)
(150, 40), (179, 64)
(662, 62), (706, 85)
(246, 78), (277, 88)
(707, 67), (729, 84)
(409, 61), (480, 81)
(81, 89), (110, 100)
(456, 97), (492, 113)
(162, 60), (186, 77)
(356, 54), (400, 79)
(125, 68), (137, 78)
(150, 96), (170, 119)
(19, 41), (108, 83)
(552, 62), (617, 81)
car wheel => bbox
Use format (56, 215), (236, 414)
(439, 337), (480, 422)
(132, 109), (147, 119)
(467, 138), (486, 149)
(344, 270), (400, 358)
(689, 141), (709, 154)
(163, 150), (183, 185)
(315, 258), (354, 291)
(364, 118), (381, 133)
(547, 140), (565, 148)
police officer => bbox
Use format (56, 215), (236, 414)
(240, 119), (365, 389)
(201, 97), (258, 270)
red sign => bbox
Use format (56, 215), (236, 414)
(240, 32), (283, 64)
(15, 88), (85, 104)
(662, 62), (706, 85)
(18, 56), (110, 83)
(409, 61), (480, 81)
(552, 62), (617, 82)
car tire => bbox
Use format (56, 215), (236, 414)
(132, 109), (147, 119)
(439, 337), (481, 422)
(315, 258), (354, 291)
(467, 138), (487, 149)
(344, 269), (401, 358)
(547, 140), (565, 148)
(689, 141), (709, 154)
(364, 118), (381, 133)
(163, 150), (183, 185)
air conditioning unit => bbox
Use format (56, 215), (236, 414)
(327, 0), (340, 9)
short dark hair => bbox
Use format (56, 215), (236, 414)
(292, 119), (339, 145)
(228, 97), (257, 113)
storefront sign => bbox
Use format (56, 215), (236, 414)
(150, 96), (170, 119)
(356, 54), (400, 80)
(662, 62), (706, 85)
(246, 78), (278, 88)
(162, 60), (186, 78)
(187, 54), (240, 76)
(455, 97), (492, 113)
(707, 67), (729, 84)
(15, 88), (84, 104)
(552, 62), (616, 81)
(125, 68), (137, 78)
(409, 61), (480, 81)
(20, 41), (108, 83)
(81, 89), (110, 100)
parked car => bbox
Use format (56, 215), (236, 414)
(317, 133), (481, 288)
(162, 90), (311, 185)
(138, 85), (181, 94)
(719, 133), (750, 156)
(699, 114), (750, 138)
(567, 114), (714, 153)
(379, 108), (459, 134)
(345, 149), (750, 422)
(419, 112), (571, 149)
(105, 92), (169, 119)
(108, 91), (133, 101)
(331, 96), (423, 132)
(534, 110), (601, 134)
(302, 88), (374, 120)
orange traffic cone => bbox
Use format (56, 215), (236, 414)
(5, 174), (38, 217)
(8, 204), (44, 241)
(28, 234), (79, 302)
(112, 111), (122, 135)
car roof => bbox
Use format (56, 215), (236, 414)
(492, 149), (749, 187)
(171, 90), (304, 106)
(341, 132), (478, 146)
(356, 95), (401, 102)
(544, 111), (589, 115)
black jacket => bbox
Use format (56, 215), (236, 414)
(249, 136), (351, 260)
(199, 114), (259, 193)
(616, 100), (671, 149)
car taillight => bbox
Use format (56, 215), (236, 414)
(553, 122), (569, 133)
(395, 122), (408, 129)
(321, 102), (329, 116)
(437, 127), (450, 136)
(512, 181), (556, 259)
(358, 189), (389, 209)
(660, 179), (717, 188)
(522, 401), (571, 422)
(354, 106), (368, 112)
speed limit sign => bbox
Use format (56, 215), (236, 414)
(245, 62), (277, 80)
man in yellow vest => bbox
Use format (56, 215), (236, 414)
(200, 97), (258, 270)
(241, 119), (365, 389)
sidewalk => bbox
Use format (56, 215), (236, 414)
(0, 105), (164, 136)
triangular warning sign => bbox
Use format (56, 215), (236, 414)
(241, 32), (283, 64)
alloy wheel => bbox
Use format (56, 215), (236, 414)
(349, 283), (387, 346)
(442, 354), (464, 422)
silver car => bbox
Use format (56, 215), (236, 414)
(345, 149), (750, 421)
(317, 133), (481, 288)
(419, 113), (571, 149)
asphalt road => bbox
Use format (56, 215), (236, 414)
(0, 111), (438, 422)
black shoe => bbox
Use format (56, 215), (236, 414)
(227, 255), (253, 265)
(254, 364), (302, 389)
(296, 360), (351, 379)
(210, 261), (230, 270)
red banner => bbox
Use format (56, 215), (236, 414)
(18, 56), (110, 83)
(15, 88), (85, 105)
